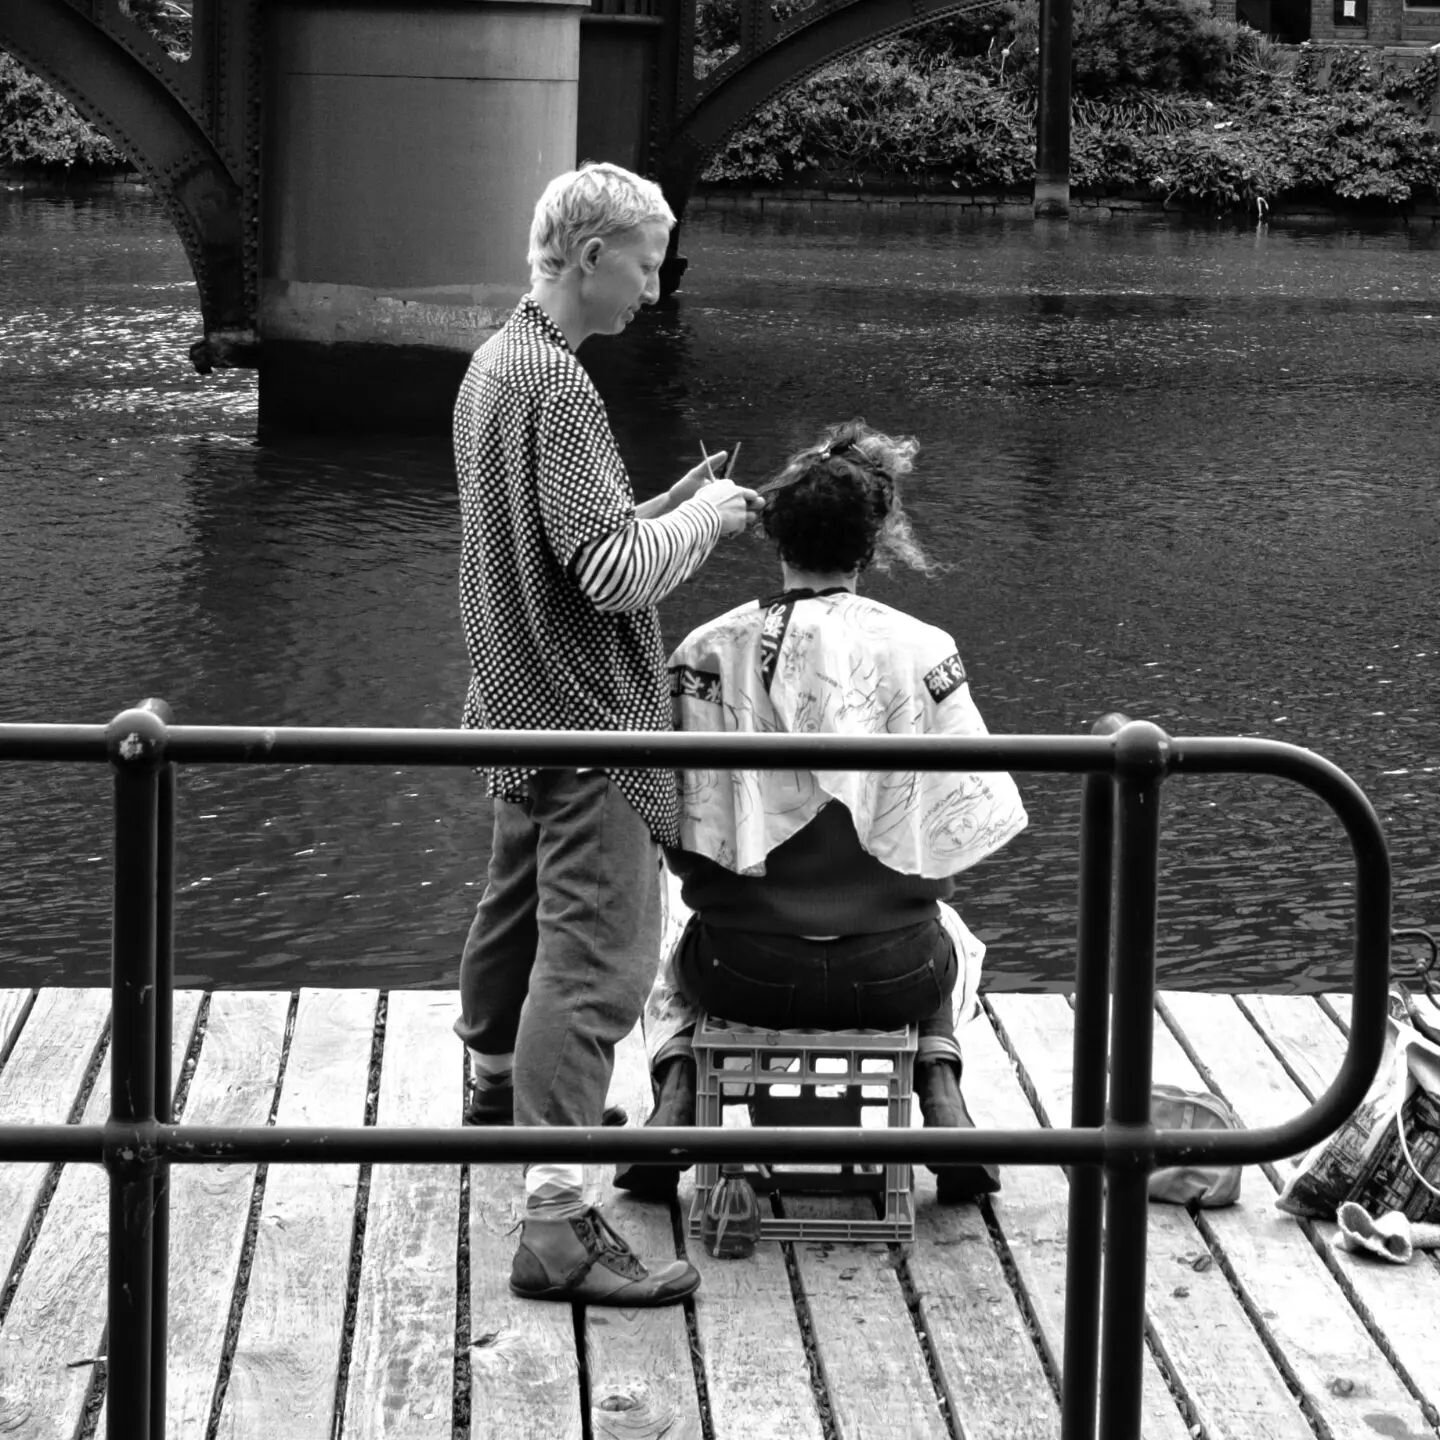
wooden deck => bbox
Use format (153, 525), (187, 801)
(0, 985), (1437, 1440)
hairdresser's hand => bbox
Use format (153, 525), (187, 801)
(669, 452), (729, 508)
(635, 456), (728, 520)
(696, 478), (756, 537)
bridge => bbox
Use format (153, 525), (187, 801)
(0, 0), (1073, 428)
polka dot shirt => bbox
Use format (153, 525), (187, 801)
(453, 297), (681, 845)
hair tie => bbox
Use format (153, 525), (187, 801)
(822, 439), (893, 503)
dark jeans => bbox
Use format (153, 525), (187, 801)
(453, 769), (661, 1129)
(674, 916), (959, 1047)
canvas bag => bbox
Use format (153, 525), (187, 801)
(1276, 992), (1440, 1225)
(1148, 1083), (1244, 1208)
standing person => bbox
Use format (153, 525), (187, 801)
(453, 162), (758, 1307)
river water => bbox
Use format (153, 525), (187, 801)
(1, 187), (1437, 992)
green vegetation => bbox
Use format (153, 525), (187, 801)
(0, 3), (182, 171)
(0, 53), (122, 170)
(701, 0), (1440, 211)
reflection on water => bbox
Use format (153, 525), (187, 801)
(2, 190), (1437, 991)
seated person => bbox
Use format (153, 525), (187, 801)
(614, 420), (1028, 1203)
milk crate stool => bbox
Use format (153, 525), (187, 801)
(687, 1011), (918, 1244)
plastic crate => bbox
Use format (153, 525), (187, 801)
(687, 1012), (917, 1244)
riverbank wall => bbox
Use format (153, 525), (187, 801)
(9, 168), (1439, 228)
(690, 183), (1440, 225)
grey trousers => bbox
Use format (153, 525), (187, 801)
(454, 769), (661, 1129)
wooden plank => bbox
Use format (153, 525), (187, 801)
(0, 988), (110, 1290)
(1178, 990), (1440, 1425)
(1155, 991), (1435, 1438)
(586, 1022), (703, 1439)
(345, 991), (462, 1439)
(0, 990), (204, 1439)
(92, 991), (294, 1440)
(216, 988), (379, 1440)
(695, 1039), (948, 1439)
(989, 993), (1314, 1440)
(964, 1005), (1192, 1440)
(1316, 992), (1356, 1033)
(908, 1122), (1063, 1438)
(1236, 994), (1349, 1102)
(673, 1090), (823, 1438)
(678, 1220), (824, 1440)
(467, 1097), (581, 1440)
(784, 1189), (948, 1439)
(0, 988), (34, 1065)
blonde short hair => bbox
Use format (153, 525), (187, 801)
(527, 162), (676, 283)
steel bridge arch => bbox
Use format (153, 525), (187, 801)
(0, 0), (252, 356)
(662, 0), (1002, 187)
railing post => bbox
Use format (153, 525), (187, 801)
(1097, 721), (1167, 1440)
(149, 700), (176, 1440)
(105, 704), (169, 1440)
(1060, 712), (1127, 1440)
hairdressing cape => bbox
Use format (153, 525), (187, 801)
(667, 590), (1028, 879)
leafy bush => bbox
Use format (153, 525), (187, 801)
(1, 3), (187, 170)
(696, 0), (812, 57)
(1137, 125), (1288, 208)
(125, 0), (192, 59)
(695, 0), (741, 59)
(0, 53), (124, 169)
(1003, 0), (1238, 95)
(904, 2), (1019, 59)
(1235, 81), (1440, 203)
(704, 42), (1035, 189)
(703, 28), (1440, 211)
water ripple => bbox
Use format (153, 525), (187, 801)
(2, 190), (1437, 990)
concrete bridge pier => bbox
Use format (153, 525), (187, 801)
(578, 0), (692, 294)
(259, 0), (584, 432)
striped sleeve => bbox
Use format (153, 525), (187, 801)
(573, 496), (724, 613)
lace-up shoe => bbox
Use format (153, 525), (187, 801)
(509, 1208), (701, 1306)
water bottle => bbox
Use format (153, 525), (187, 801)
(700, 1165), (762, 1259)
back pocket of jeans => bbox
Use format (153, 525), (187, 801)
(852, 960), (943, 1031)
(702, 953), (797, 1030)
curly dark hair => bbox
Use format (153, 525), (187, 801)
(759, 419), (930, 575)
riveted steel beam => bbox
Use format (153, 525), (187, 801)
(675, 0), (998, 158)
(656, 0), (1003, 198)
(0, 0), (261, 364)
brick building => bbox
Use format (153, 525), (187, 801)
(1211, 0), (1440, 46)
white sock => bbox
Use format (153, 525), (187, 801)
(468, 1049), (513, 1085)
(524, 1162), (588, 1220)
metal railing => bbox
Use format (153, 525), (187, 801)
(0, 703), (1392, 1440)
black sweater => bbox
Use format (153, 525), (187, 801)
(665, 801), (950, 937)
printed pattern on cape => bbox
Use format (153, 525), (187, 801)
(667, 591), (1028, 880)
(759, 598), (797, 693)
(671, 665), (722, 705)
(453, 296), (679, 844)
(924, 652), (966, 704)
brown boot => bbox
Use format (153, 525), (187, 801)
(509, 1208), (700, 1306)
(916, 1058), (1001, 1204)
(612, 1055), (696, 1200)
